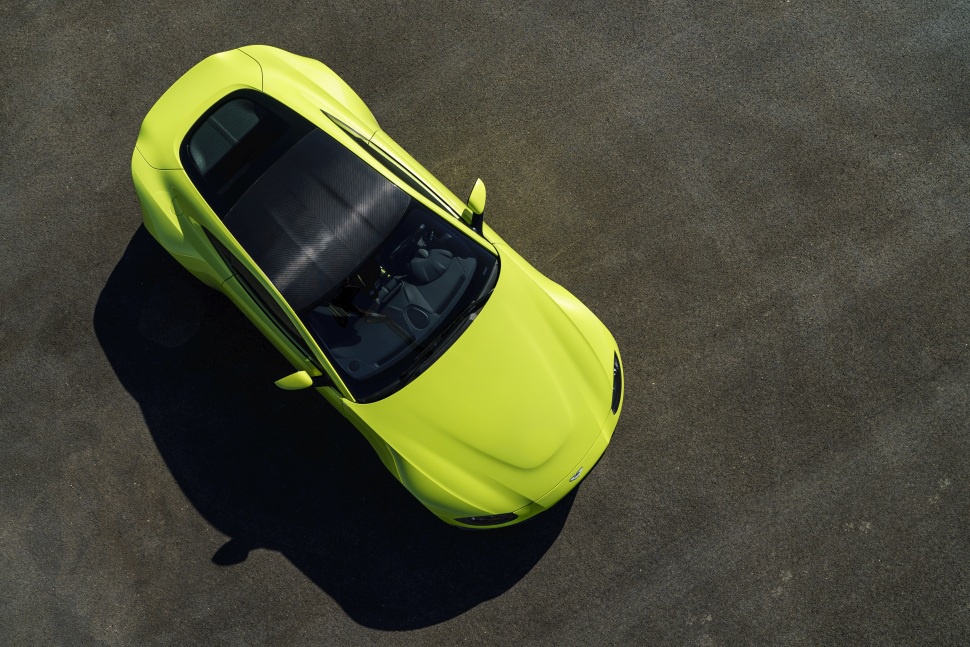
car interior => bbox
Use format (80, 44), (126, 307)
(304, 207), (478, 380)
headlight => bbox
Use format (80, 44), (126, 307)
(611, 352), (622, 414)
(455, 513), (518, 526)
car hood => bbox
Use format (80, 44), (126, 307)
(345, 243), (615, 508)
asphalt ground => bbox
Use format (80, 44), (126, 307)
(3, 1), (970, 644)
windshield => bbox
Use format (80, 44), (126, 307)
(300, 202), (498, 401)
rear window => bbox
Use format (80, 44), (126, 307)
(181, 90), (314, 215)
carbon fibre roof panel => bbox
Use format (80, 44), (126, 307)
(224, 128), (410, 311)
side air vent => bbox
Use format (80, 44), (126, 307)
(611, 353), (622, 414)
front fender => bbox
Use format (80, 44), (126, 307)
(496, 242), (616, 364)
(132, 150), (225, 289)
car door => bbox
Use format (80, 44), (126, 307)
(205, 227), (402, 476)
(201, 227), (348, 410)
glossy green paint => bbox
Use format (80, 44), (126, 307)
(132, 46), (623, 528)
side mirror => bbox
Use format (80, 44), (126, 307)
(274, 370), (313, 390)
(463, 179), (486, 234)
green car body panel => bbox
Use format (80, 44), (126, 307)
(132, 46), (623, 528)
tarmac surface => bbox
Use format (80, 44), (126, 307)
(3, 1), (970, 644)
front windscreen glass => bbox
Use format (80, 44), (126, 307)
(301, 202), (498, 401)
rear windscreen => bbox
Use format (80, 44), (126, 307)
(222, 127), (411, 312)
(182, 90), (313, 214)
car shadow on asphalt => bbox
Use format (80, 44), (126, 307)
(94, 226), (572, 630)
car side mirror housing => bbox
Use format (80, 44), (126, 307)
(275, 370), (314, 390)
(462, 178), (486, 234)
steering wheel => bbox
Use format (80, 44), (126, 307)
(384, 224), (426, 268)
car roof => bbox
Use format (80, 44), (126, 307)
(220, 117), (412, 312)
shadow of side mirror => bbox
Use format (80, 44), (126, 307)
(275, 370), (313, 390)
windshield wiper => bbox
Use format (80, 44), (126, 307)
(396, 299), (483, 387)
(395, 267), (499, 388)
(360, 309), (422, 352)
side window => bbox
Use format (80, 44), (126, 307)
(204, 229), (318, 365)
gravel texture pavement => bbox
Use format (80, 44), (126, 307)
(3, 1), (970, 644)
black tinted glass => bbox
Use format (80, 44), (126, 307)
(182, 90), (313, 214)
(302, 204), (498, 402)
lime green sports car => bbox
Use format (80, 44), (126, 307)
(131, 46), (623, 528)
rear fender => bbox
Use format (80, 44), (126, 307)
(132, 150), (225, 288)
(135, 49), (261, 170)
(241, 45), (380, 138)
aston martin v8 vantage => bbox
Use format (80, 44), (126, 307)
(131, 46), (623, 527)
